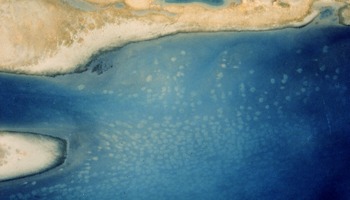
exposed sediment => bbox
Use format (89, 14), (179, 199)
(0, 0), (348, 75)
(0, 131), (66, 181)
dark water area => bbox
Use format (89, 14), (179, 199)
(0, 25), (350, 199)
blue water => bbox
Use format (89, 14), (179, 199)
(0, 25), (350, 200)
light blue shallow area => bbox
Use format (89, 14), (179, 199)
(0, 25), (350, 200)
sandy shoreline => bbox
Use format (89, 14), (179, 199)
(0, 0), (348, 75)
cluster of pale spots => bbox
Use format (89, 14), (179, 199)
(0, 131), (66, 182)
(0, 0), (348, 75)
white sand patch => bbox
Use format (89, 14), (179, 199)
(77, 84), (86, 90)
(0, 131), (66, 181)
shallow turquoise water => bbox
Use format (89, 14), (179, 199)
(0, 25), (350, 200)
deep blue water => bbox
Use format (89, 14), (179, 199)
(0, 25), (350, 200)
